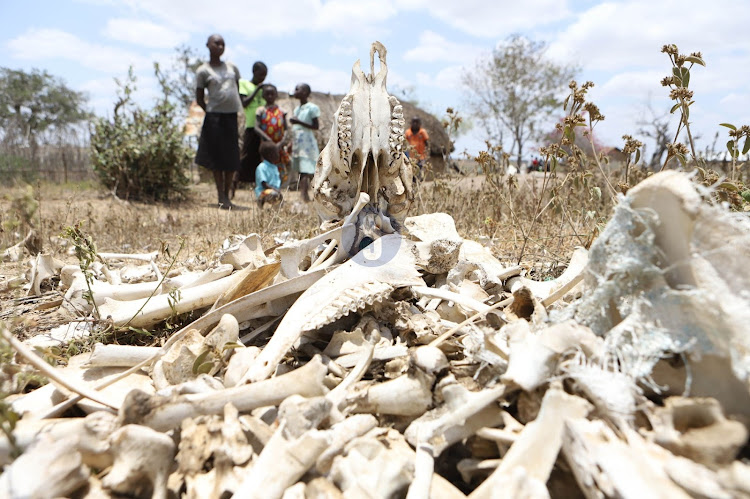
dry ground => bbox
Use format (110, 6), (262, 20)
(0, 171), (575, 341)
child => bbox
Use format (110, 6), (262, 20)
(405, 116), (430, 179)
(289, 83), (320, 203)
(235, 61), (268, 196)
(255, 141), (283, 207)
(194, 34), (243, 209)
(255, 84), (290, 185)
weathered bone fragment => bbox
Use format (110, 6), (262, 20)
(649, 396), (748, 467)
(233, 394), (335, 499)
(572, 171), (750, 416)
(506, 246), (587, 302)
(330, 431), (413, 498)
(0, 433), (90, 498)
(448, 239), (521, 295)
(405, 377), (506, 455)
(313, 41), (413, 222)
(217, 233), (268, 269)
(26, 253), (63, 296)
(242, 234), (423, 383)
(469, 386), (592, 498)
(277, 217), (356, 278)
(316, 414), (379, 473)
(102, 424), (176, 499)
(97, 270), (244, 327)
(501, 319), (603, 392)
(562, 418), (693, 498)
(99, 250), (159, 262)
(85, 343), (161, 367)
(118, 355), (328, 432)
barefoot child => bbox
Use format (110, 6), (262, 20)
(289, 83), (320, 202)
(255, 141), (283, 207)
(194, 34), (243, 209)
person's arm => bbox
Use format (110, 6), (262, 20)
(241, 84), (265, 108)
(289, 116), (319, 130)
(196, 87), (206, 112)
(255, 124), (272, 142)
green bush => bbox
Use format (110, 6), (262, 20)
(90, 65), (192, 202)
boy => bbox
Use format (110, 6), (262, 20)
(405, 116), (430, 179)
(255, 141), (283, 207)
(194, 34), (243, 209)
(289, 83), (320, 203)
(234, 61), (268, 197)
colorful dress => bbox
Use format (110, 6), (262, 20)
(292, 102), (321, 175)
(257, 104), (289, 183)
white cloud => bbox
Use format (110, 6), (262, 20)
(548, 0), (750, 72)
(103, 18), (186, 48)
(6, 28), (151, 73)
(396, 0), (571, 37)
(404, 31), (484, 63)
(597, 70), (664, 99)
(416, 65), (463, 90)
(329, 44), (358, 57)
(113, 0), (396, 40)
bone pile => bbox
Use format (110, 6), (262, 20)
(2, 43), (750, 498)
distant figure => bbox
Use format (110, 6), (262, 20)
(531, 156), (540, 172)
(255, 141), (283, 207)
(405, 116), (430, 178)
(255, 84), (290, 186)
(289, 83), (320, 203)
(235, 61), (268, 196)
(194, 34), (243, 210)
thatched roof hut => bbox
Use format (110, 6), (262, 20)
(276, 91), (453, 173)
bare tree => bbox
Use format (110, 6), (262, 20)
(637, 102), (671, 169)
(462, 35), (578, 168)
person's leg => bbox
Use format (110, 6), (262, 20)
(223, 171), (234, 206)
(299, 173), (311, 202)
(213, 169), (228, 207)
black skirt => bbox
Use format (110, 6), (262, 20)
(238, 127), (262, 182)
(195, 112), (240, 172)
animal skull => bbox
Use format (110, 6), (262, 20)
(313, 41), (413, 224)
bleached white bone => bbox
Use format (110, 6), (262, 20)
(242, 234), (423, 383)
(102, 424), (175, 499)
(99, 251), (159, 262)
(118, 355), (329, 432)
(405, 379), (506, 456)
(26, 253), (63, 296)
(85, 343), (161, 367)
(469, 386), (592, 498)
(412, 285), (491, 315)
(506, 246), (588, 301)
(501, 319), (603, 392)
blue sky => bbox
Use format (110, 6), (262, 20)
(2, 0), (749, 158)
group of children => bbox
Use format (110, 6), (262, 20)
(194, 34), (320, 210)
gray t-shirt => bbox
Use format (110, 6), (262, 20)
(195, 62), (242, 113)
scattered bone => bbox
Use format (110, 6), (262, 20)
(217, 233), (269, 270)
(5, 46), (750, 499)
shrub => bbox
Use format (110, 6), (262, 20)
(90, 65), (192, 202)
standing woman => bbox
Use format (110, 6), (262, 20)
(195, 34), (242, 209)
(289, 83), (320, 203)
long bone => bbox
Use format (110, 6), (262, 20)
(241, 234), (423, 383)
(117, 355), (329, 432)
